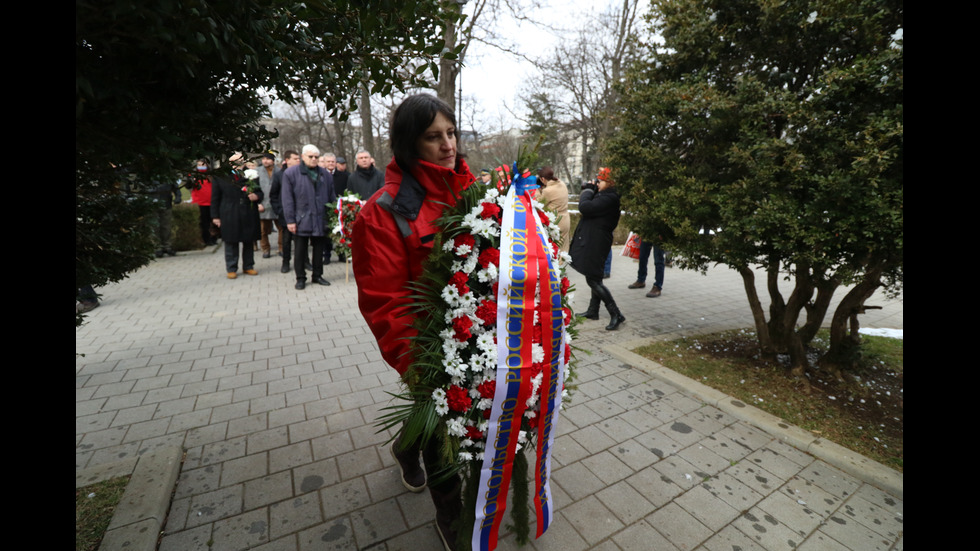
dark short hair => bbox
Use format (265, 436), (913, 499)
(390, 94), (458, 167)
(283, 150), (299, 159)
(538, 166), (555, 181)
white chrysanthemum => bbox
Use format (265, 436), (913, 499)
(447, 417), (467, 437)
(458, 451), (474, 462)
(444, 357), (468, 379)
(476, 333), (496, 355)
(432, 388), (449, 416)
(477, 397), (493, 410)
(531, 343), (545, 364)
(475, 452), (485, 461)
(475, 264), (498, 283)
(441, 285), (461, 306)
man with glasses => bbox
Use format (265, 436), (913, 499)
(281, 144), (336, 289)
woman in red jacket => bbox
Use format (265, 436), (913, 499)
(351, 94), (474, 551)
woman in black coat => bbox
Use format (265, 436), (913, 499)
(569, 167), (626, 330)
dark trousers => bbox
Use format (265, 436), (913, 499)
(294, 235), (325, 281)
(636, 240), (665, 288)
(224, 241), (255, 272)
(198, 205), (217, 245)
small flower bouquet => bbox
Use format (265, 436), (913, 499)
(379, 145), (578, 550)
(330, 193), (364, 261)
(242, 168), (262, 210)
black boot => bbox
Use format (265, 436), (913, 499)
(576, 295), (601, 320)
(391, 433), (426, 492)
(605, 302), (626, 331)
(429, 479), (461, 551)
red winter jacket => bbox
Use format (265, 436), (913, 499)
(351, 157), (474, 375)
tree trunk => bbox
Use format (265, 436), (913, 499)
(358, 82), (376, 156)
(436, 8), (459, 111)
(736, 264), (776, 360)
(820, 265), (885, 377)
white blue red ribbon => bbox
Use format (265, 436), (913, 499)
(472, 181), (566, 551)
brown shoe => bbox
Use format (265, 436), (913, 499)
(646, 286), (661, 297)
(243, 269), (258, 276)
(628, 280), (646, 289)
(227, 272), (237, 279)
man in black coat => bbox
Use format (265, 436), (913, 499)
(346, 149), (384, 199)
(270, 150), (301, 273)
(211, 154), (263, 279)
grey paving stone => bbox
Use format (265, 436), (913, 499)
(210, 508), (270, 551)
(269, 493), (325, 540)
(350, 498), (409, 547)
(625, 465), (685, 509)
(552, 460), (607, 501)
(675, 484), (741, 531)
(319, 477), (372, 519)
(732, 507), (807, 550)
(245, 471), (294, 510)
(185, 485), (244, 528)
(612, 519), (680, 551)
(562, 494), (625, 546)
(158, 523), (213, 551)
(645, 501), (713, 551)
(595, 479), (657, 525)
(700, 524), (767, 551)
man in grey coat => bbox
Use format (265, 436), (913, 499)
(281, 144), (336, 289)
(257, 152), (281, 258)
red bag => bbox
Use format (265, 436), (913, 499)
(621, 232), (641, 259)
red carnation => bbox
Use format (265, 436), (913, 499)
(563, 307), (573, 326)
(538, 211), (551, 226)
(483, 408), (492, 419)
(560, 277), (570, 295)
(477, 379), (496, 400)
(452, 316), (473, 341)
(465, 425), (484, 440)
(475, 299), (497, 326)
(449, 271), (470, 294)
(480, 202), (502, 220)
(478, 247), (500, 269)
(447, 385), (472, 412)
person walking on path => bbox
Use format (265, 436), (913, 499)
(351, 93), (474, 551)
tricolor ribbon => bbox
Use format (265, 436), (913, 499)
(472, 173), (566, 551)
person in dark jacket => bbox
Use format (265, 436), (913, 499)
(211, 154), (263, 279)
(270, 150), (302, 273)
(346, 149), (384, 199)
(281, 144), (336, 289)
(569, 167), (626, 330)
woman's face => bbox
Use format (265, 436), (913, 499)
(597, 178), (612, 192)
(416, 112), (457, 169)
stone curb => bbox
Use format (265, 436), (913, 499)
(603, 342), (904, 500)
(76, 445), (183, 551)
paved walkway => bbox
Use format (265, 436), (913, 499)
(76, 244), (903, 551)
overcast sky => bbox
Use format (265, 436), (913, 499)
(456, 0), (611, 131)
